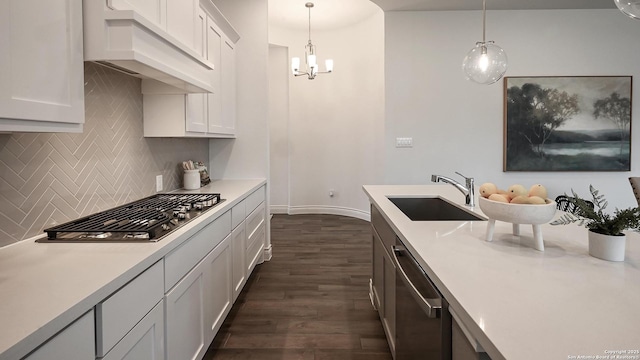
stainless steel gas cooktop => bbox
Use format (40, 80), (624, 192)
(41, 193), (223, 242)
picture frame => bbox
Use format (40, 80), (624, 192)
(504, 76), (632, 172)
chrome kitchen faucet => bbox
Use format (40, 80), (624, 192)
(431, 172), (475, 207)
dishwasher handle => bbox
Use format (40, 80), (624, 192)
(392, 245), (442, 319)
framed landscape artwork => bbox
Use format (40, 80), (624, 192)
(504, 76), (632, 171)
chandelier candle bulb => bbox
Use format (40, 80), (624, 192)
(325, 59), (333, 72)
(292, 57), (300, 72)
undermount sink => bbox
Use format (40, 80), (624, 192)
(388, 197), (486, 221)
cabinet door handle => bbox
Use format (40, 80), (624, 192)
(392, 245), (442, 318)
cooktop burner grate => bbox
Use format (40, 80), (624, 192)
(43, 193), (222, 241)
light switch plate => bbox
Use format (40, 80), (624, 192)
(396, 137), (413, 148)
(156, 175), (163, 192)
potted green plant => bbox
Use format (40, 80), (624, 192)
(551, 185), (640, 261)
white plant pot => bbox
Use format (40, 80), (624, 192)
(588, 230), (626, 262)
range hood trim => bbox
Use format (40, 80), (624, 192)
(83, 5), (216, 94)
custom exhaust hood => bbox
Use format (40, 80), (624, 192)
(83, 1), (219, 93)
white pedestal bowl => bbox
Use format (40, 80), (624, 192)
(478, 196), (557, 251)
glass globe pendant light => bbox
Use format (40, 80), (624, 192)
(462, 0), (508, 85)
(614, 0), (640, 20)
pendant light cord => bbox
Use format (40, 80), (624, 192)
(308, 6), (312, 43)
(482, 0), (486, 43)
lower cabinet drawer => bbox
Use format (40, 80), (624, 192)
(246, 223), (265, 275)
(101, 300), (164, 360)
(96, 261), (164, 357)
(231, 200), (246, 230)
(164, 210), (232, 291)
(23, 310), (95, 360)
(245, 185), (265, 214)
(245, 202), (265, 247)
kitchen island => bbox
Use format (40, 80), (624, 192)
(0, 179), (266, 360)
(364, 185), (640, 360)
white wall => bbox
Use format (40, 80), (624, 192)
(209, 0), (269, 181)
(269, 7), (385, 219)
(208, 0), (271, 250)
(268, 45), (290, 212)
(385, 9), (640, 209)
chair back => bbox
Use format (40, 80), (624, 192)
(629, 177), (640, 206)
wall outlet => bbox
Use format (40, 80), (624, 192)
(156, 175), (163, 192)
(329, 189), (335, 197)
(396, 137), (413, 148)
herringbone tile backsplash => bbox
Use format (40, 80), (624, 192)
(0, 62), (209, 247)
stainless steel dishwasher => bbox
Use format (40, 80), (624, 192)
(393, 237), (452, 360)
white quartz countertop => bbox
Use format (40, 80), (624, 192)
(0, 179), (266, 360)
(363, 185), (640, 360)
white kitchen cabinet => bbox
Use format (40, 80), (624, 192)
(0, 0), (84, 133)
(245, 186), (266, 275)
(165, 254), (207, 360)
(185, 13), (223, 134)
(96, 260), (164, 357)
(230, 219), (247, 302)
(219, 38), (237, 135)
(185, 93), (209, 133)
(164, 211), (231, 291)
(101, 300), (165, 360)
(204, 17), (224, 134)
(108, 0), (198, 55)
(203, 233), (233, 346)
(166, 0), (197, 50)
(22, 310), (94, 360)
(246, 202), (266, 275)
(165, 234), (232, 360)
(108, 0), (166, 28)
(142, 4), (239, 138)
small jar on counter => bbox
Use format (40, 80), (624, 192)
(183, 169), (200, 190)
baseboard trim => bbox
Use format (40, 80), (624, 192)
(263, 244), (273, 262)
(270, 205), (289, 214)
(269, 205), (370, 222)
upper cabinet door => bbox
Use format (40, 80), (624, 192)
(166, 0), (197, 50)
(206, 16), (223, 134)
(195, 7), (207, 58)
(108, 0), (167, 28)
(220, 39), (236, 134)
(0, 0), (84, 132)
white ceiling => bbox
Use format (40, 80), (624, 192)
(369, 0), (616, 11)
(269, 0), (617, 30)
(268, 0), (381, 30)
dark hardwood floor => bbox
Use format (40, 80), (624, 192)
(204, 214), (393, 360)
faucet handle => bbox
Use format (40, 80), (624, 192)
(455, 172), (474, 187)
(455, 171), (472, 180)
